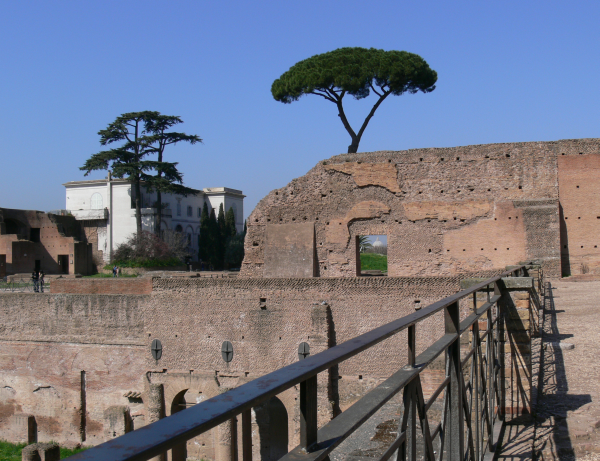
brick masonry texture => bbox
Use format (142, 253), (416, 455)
(50, 277), (153, 295)
(241, 138), (600, 279)
(5, 136), (594, 458)
(0, 208), (94, 275)
(0, 274), (502, 456)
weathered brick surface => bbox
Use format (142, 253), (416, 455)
(242, 139), (600, 279)
(0, 208), (93, 275)
(0, 275), (492, 454)
(50, 278), (153, 295)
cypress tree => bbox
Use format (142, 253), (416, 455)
(218, 203), (226, 240)
(225, 207), (236, 238)
(198, 203), (210, 264)
(209, 208), (223, 269)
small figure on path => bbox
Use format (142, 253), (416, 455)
(113, 265), (117, 277)
(39, 271), (45, 293)
(31, 270), (39, 292)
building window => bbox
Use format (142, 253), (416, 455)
(91, 193), (103, 210)
(187, 233), (192, 246)
(198, 207), (202, 217)
(177, 202), (181, 216)
(187, 206), (192, 217)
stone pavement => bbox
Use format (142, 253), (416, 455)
(497, 278), (600, 460)
(532, 279), (600, 460)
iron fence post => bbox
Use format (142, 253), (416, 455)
(445, 301), (463, 461)
(241, 409), (252, 461)
(300, 375), (318, 451)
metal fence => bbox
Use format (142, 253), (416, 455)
(0, 276), (49, 293)
(66, 265), (535, 461)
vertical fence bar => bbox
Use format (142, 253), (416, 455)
(241, 409), (252, 461)
(445, 301), (464, 461)
(300, 375), (318, 450)
(406, 324), (416, 461)
(487, 299), (494, 453)
(473, 298), (480, 461)
(494, 282), (506, 420)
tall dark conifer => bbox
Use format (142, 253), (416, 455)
(198, 203), (210, 263)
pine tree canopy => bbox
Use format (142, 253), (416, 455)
(271, 48), (437, 153)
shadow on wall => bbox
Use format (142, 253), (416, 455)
(254, 396), (289, 461)
(559, 204), (571, 277)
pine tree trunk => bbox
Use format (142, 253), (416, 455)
(156, 190), (162, 237)
(134, 178), (143, 237)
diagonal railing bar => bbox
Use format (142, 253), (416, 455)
(281, 334), (456, 461)
(415, 377), (436, 461)
(65, 265), (535, 461)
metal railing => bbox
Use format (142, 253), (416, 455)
(0, 276), (49, 293)
(67, 265), (535, 461)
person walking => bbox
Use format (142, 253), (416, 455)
(113, 265), (117, 277)
(39, 271), (45, 293)
(31, 270), (39, 293)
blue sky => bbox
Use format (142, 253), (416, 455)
(1, 1), (599, 218)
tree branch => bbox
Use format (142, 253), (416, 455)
(356, 90), (391, 141)
(336, 96), (357, 140)
(369, 83), (382, 98)
(310, 90), (336, 103)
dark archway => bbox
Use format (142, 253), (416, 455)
(254, 396), (288, 461)
(170, 389), (189, 461)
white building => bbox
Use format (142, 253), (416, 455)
(64, 175), (245, 263)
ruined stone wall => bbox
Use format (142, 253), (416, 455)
(0, 208), (93, 275)
(557, 153), (600, 275)
(242, 139), (600, 279)
(0, 293), (147, 445)
(0, 275), (481, 455)
(51, 277), (153, 295)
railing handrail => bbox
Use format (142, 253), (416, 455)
(66, 265), (528, 461)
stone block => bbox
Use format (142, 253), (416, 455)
(512, 292), (530, 300)
(503, 277), (533, 289)
(22, 443), (59, 461)
(103, 405), (132, 439)
(11, 413), (36, 444)
(514, 299), (530, 309)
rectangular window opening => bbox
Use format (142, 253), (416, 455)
(357, 235), (388, 277)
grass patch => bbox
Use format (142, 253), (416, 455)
(82, 273), (138, 278)
(0, 441), (86, 460)
(103, 257), (182, 269)
(360, 253), (388, 272)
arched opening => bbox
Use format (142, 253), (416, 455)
(91, 193), (103, 209)
(175, 224), (183, 233)
(170, 389), (189, 461)
(254, 396), (288, 461)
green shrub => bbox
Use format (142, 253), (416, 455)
(0, 441), (86, 460)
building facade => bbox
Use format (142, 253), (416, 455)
(0, 208), (93, 275)
(64, 176), (244, 264)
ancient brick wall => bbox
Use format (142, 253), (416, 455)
(0, 208), (93, 275)
(242, 138), (600, 279)
(50, 278), (153, 295)
(0, 275), (487, 455)
(557, 153), (600, 275)
(0, 293), (147, 445)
